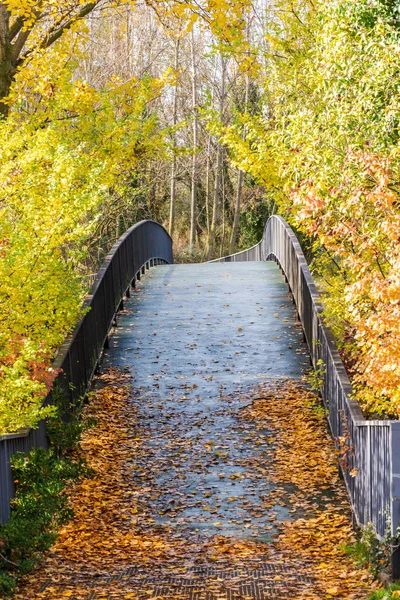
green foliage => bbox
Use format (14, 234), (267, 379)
(0, 571), (17, 597)
(369, 583), (400, 599)
(344, 523), (383, 576)
(0, 446), (89, 594)
(0, 40), (170, 433)
(4, 449), (86, 559)
(46, 416), (87, 459)
(306, 359), (326, 393)
(220, 0), (400, 417)
(343, 521), (397, 587)
(45, 384), (90, 457)
(0, 385), (92, 593)
(238, 193), (276, 250)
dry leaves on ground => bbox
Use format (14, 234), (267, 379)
(14, 373), (378, 599)
(242, 380), (377, 599)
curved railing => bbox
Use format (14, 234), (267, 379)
(0, 220), (172, 523)
(213, 216), (400, 559)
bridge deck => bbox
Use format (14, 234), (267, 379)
(107, 261), (309, 390)
(104, 261), (309, 541)
(15, 262), (372, 599)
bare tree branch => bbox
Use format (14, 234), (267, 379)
(11, 28), (32, 63)
(9, 16), (23, 42)
(16, 2), (100, 67)
(43, 2), (99, 49)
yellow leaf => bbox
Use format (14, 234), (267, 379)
(326, 587), (339, 596)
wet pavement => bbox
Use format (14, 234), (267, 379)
(104, 262), (310, 542)
(15, 261), (372, 600)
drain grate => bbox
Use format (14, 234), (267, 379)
(41, 563), (314, 599)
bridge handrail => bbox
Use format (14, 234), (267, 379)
(0, 220), (173, 523)
(213, 215), (400, 553)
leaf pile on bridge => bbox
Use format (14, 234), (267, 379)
(11, 369), (377, 599)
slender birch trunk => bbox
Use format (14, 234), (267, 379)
(230, 75), (250, 253)
(189, 27), (198, 252)
(169, 37), (180, 238)
(204, 59), (218, 238)
(230, 20), (251, 254)
(220, 155), (226, 256)
(204, 135), (211, 235)
(207, 54), (226, 260)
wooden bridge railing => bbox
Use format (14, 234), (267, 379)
(213, 215), (400, 574)
(0, 220), (173, 523)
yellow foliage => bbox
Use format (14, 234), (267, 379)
(220, 0), (400, 417)
(0, 49), (169, 432)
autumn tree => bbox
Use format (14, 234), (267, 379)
(0, 1), (106, 116)
(220, 0), (400, 416)
(0, 0), (260, 433)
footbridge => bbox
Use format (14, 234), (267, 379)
(1, 216), (400, 579)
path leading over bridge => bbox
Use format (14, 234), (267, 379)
(8, 217), (400, 596)
(17, 260), (371, 598)
(107, 261), (309, 396)
(104, 262), (309, 540)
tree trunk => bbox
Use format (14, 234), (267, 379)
(230, 22), (251, 254)
(220, 156), (226, 256)
(169, 37), (180, 238)
(0, 2), (99, 118)
(204, 135), (211, 235)
(207, 143), (222, 260)
(204, 58), (218, 239)
(207, 54), (226, 261)
(0, 4), (12, 118)
(230, 169), (243, 253)
(189, 27), (198, 253)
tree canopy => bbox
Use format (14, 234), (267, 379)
(1, 0), (400, 432)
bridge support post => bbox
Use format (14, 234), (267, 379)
(392, 546), (400, 581)
(141, 265), (146, 275)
